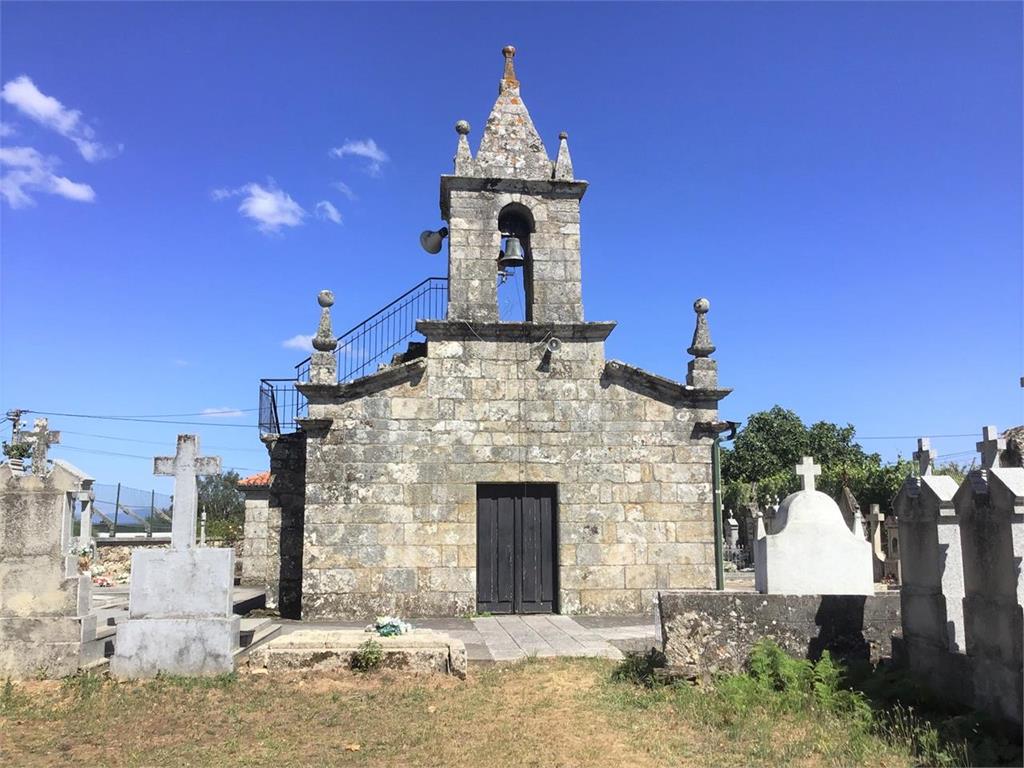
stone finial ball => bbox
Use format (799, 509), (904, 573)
(455, 120), (470, 135)
(693, 297), (710, 314)
(503, 44), (516, 57)
(559, 131), (568, 141)
(318, 290), (335, 308)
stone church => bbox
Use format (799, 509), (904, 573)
(246, 46), (731, 619)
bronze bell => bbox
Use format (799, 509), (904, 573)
(497, 236), (525, 273)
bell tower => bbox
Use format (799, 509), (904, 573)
(440, 45), (587, 324)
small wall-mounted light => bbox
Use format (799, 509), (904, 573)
(419, 226), (449, 254)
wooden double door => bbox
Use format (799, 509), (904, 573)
(476, 484), (558, 614)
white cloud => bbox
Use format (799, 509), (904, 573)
(0, 145), (96, 208)
(172, 358), (191, 368)
(329, 138), (389, 176)
(315, 200), (342, 224)
(0, 76), (115, 162)
(0, 122), (14, 138)
(201, 407), (244, 418)
(212, 180), (306, 234)
(282, 334), (315, 352)
(331, 180), (357, 200)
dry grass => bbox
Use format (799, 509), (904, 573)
(1, 659), (919, 767)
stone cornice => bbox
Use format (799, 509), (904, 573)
(296, 358), (427, 403)
(602, 359), (731, 405)
(439, 175), (588, 218)
(416, 320), (615, 342)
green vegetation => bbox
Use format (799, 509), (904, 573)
(197, 470), (246, 543)
(609, 640), (1021, 767)
(2, 654), (1019, 766)
(722, 405), (915, 512)
(350, 639), (384, 672)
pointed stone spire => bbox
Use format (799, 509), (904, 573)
(310, 289), (337, 385)
(453, 120), (473, 175)
(553, 131), (574, 181)
(686, 298), (718, 388)
(474, 45), (551, 180)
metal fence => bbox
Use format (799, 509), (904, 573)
(84, 483), (173, 538)
(260, 277), (448, 435)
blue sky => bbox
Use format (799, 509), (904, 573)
(1, 2), (1021, 492)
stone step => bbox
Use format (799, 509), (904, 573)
(248, 629), (467, 678)
(238, 618), (279, 649)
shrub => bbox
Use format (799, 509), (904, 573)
(611, 648), (666, 688)
(351, 639), (384, 672)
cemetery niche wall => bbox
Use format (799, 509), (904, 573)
(893, 427), (1023, 728)
(0, 419), (102, 678)
(252, 46), (731, 619)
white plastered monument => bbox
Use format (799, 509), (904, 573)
(754, 457), (874, 595)
(111, 435), (239, 678)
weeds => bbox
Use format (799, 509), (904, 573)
(607, 640), (1021, 766)
(351, 639), (384, 672)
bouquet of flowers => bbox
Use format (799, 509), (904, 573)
(367, 616), (412, 637)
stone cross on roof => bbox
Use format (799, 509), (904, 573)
(17, 418), (60, 476)
(913, 437), (934, 476)
(795, 456), (822, 493)
(976, 425), (1005, 469)
(154, 434), (221, 549)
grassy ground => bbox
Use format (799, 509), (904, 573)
(0, 653), (1016, 767)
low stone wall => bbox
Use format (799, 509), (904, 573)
(658, 590), (901, 681)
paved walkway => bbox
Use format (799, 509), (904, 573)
(276, 614), (659, 664)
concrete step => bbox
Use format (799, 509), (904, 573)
(235, 619), (280, 658)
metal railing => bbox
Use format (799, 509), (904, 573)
(259, 277), (448, 435)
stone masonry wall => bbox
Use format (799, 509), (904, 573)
(659, 590), (902, 682)
(240, 487), (271, 588)
(446, 188), (584, 324)
(263, 433), (305, 619)
(0, 471), (89, 678)
(302, 333), (718, 619)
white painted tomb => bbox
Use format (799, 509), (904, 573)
(754, 457), (874, 596)
(111, 435), (239, 678)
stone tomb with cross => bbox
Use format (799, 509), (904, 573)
(0, 451), (102, 678)
(753, 457), (873, 595)
(111, 435), (240, 678)
(892, 444), (969, 705)
(951, 425), (1024, 726)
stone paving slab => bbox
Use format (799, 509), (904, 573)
(257, 615), (656, 665)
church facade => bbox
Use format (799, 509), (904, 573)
(247, 46), (730, 619)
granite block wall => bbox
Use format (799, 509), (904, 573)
(301, 332), (719, 619)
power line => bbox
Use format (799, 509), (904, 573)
(60, 429), (266, 453)
(55, 444), (262, 473)
(22, 410), (257, 429)
(856, 436), (974, 442)
(25, 408), (257, 418)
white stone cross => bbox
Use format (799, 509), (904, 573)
(913, 437), (934, 476)
(795, 456), (822, 492)
(154, 434), (221, 549)
(17, 418), (60, 476)
(976, 425), (1005, 470)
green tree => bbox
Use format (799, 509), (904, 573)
(197, 471), (245, 541)
(722, 406), (909, 513)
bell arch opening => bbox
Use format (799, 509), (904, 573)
(497, 203), (535, 322)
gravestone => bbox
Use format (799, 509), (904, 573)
(866, 504), (887, 582)
(16, 418), (61, 476)
(111, 435), (239, 678)
(754, 457), (873, 595)
(892, 443), (968, 703)
(954, 426), (1024, 726)
(0, 448), (97, 678)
